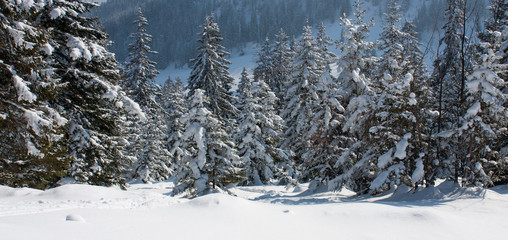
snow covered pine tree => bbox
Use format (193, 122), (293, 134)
(235, 68), (294, 185)
(122, 8), (172, 183)
(0, 0), (68, 189)
(39, 0), (145, 187)
(173, 14), (241, 197)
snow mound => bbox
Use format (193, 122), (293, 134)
(65, 214), (85, 222)
(384, 181), (487, 202)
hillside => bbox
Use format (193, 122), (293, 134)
(94, 0), (488, 75)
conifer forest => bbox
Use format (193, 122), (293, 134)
(1, 0), (507, 199)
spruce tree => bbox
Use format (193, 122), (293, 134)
(174, 15), (240, 196)
(164, 76), (187, 179)
(329, 0), (377, 193)
(172, 90), (241, 197)
(122, 8), (171, 183)
(456, 0), (508, 186)
(297, 25), (348, 189)
(281, 25), (324, 170)
(271, 29), (294, 102)
(316, 23), (337, 68)
(253, 38), (273, 83)
(39, 0), (143, 187)
(0, 0), (68, 189)
(187, 14), (237, 119)
(401, 20), (435, 187)
(432, 0), (473, 183)
(335, 0), (376, 104)
(235, 69), (293, 185)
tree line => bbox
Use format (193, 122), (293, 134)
(92, 0), (352, 68)
(1, 0), (506, 198)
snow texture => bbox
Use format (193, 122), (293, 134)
(412, 157), (425, 183)
(2, 181), (506, 240)
(377, 149), (393, 169)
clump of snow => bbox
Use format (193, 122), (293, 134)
(121, 96), (146, 121)
(13, 74), (36, 102)
(370, 163), (405, 191)
(377, 149), (393, 168)
(24, 109), (50, 135)
(408, 93), (417, 106)
(27, 139), (44, 158)
(65, 214), (86, 223)
(50, 7), (65, 20)
(393, 133), (411, 160)
(21, 0), (35, 11)
(465, 101), (481, 119)
(0, 113), (7, 120)
(67, 36), (92, 61)
(42, 43), (54, 55)
(411, 155), (425, 183)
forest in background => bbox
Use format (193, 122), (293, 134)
(1, 0), (506, 198)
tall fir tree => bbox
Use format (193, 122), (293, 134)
(271, 28), (294, 102)
(39, 0), (144, 187)
(253, 38), (273, 83)
(235, 69), (294, 185)
(0, 0), (68, 189)
(164, 76), (187, 181)
(329, 0), (378, 193)
(122, 8), (171, 183)
(455, 0), (508, 186)
(295, 24), (349, 189)
(316, 22), (337, 68)
(187, 14), (237, 119)
(281, 25), (324, 170)
(174, 14), (241, 197)
(401, 20), (435, 187)
(335, 0), (376, 104)
(432, 0), (473, 183)
(363, 0), (431, 194)
(172, 89), (241, 197)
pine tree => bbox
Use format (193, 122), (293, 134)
(316, 23), (337, 68)
(281, 25), (323, 169)
(123, 8), (160, 101)
(172, 89), (241, 197)
(401, 20), (435, 187)
(39, 0), (143, 187)
(292, 24), (349, 189)
(164, 76), (187, 179)
(343, 0), (434, 194)
(270, 29), (294, 102)
(329, 0), (377, 193)
(456, 0), (508, 186)
(122, 8), (171, 183)
(432, 0), (473, 183)
(187, 14), (237, 119)
(0, 0), (68, 189)
(335, 0), (376, 104)
(253, 38), (273, 83)
(235, 69), (293, 185)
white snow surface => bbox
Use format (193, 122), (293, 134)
(1, 181), (507, 240)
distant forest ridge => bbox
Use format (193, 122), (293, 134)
(92, 0), (488, 69)
(92, 0), (352, 68)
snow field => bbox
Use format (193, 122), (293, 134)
(1, 182), (507, 240)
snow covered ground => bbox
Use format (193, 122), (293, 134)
(1, 181), (507, 240)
